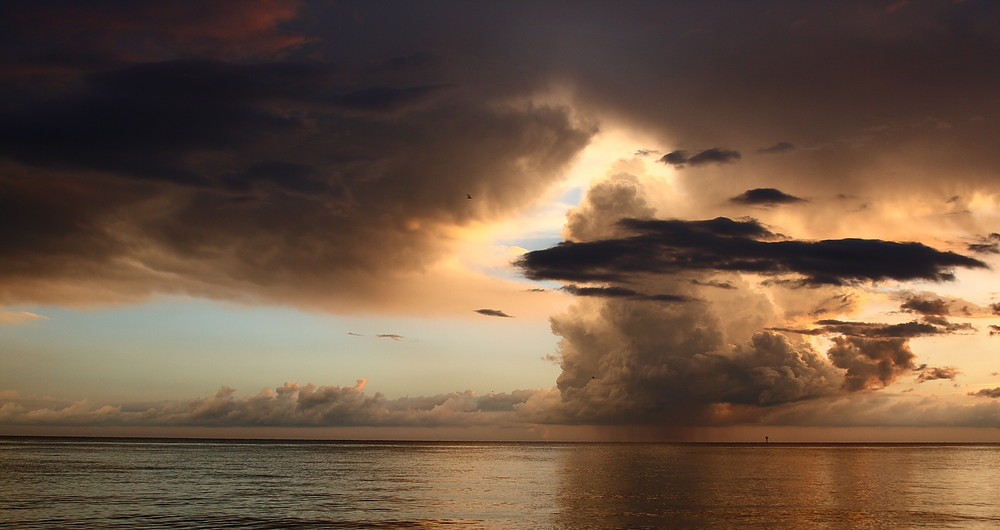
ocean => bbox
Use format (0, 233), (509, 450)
(2, 437), (999, 528)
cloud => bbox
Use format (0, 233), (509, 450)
(537, 297), (843, 425)
(5, 0), (1000, 436)
(475, 309), (513, 318)
(518, 217), (986, 286)
(967, 233), (1000, 254)
(7, 380), (1000, 431)
(0, 311), (50, 325)
(690, 279), (737, 290)
(756, 142), (796, 154)
(658, 148), (740, 168)
(771, 319), (973, 339)
(561, 285), (693, 303)
(510, 166), (999, 428)
(0, 0), (305, 76)
(377, 334), (404, 341)
(969, 388), (1000, 398)
(915, 365), (959, 383)
(0, 38), (593, 311)
(563, 172), (655, 242)
(0, 380), (544, 429)
(827, 337), (916, 391)
(900, 296), (951, 316)
(729, 188), (806, 206)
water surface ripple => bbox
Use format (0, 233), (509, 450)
(2, 438), (999, 528)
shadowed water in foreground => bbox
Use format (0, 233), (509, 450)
(2, 438), (999, 528)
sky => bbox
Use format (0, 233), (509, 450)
(2, 0), (1000, 442)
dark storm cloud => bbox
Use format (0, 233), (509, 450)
(0, 1), (595, 309)
(658, 148), (741, 168)
(0, 62), (453, 184)
(561, 285), (693, 303)
(329, 85), (446, 113)
(756, 142), (796, 154)
(3, 0), (999, 315)
(518, 217), (986, 286)
(475, 309), (513, 318)
(0, 60), (309, 184)
(729, 188), (806, 206)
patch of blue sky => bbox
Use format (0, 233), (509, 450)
(0, 297), (560, 402)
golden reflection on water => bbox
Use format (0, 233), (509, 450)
(552, 443), (1000, 528)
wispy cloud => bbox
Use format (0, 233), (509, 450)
(0, 311), (49, 325)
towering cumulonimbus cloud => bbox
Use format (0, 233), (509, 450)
(515, 159), (990, 425)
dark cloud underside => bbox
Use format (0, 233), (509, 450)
(561, 285), (693, 302)
(0, 3), (594, 308)
(475, 309), (513, 318)
(518, 217), (986, 286)
(771, 319), (974, 339)
(730, 188), (805, 206)
(658, 148), (741, 168)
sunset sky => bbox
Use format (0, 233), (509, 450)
(3, 0), (1000, 441)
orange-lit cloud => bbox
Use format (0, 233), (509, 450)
(0, 311), (50, 325)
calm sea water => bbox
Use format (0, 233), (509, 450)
(2, 438), (1000, 528)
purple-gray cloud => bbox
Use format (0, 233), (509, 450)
(475, 309), (513, 318)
